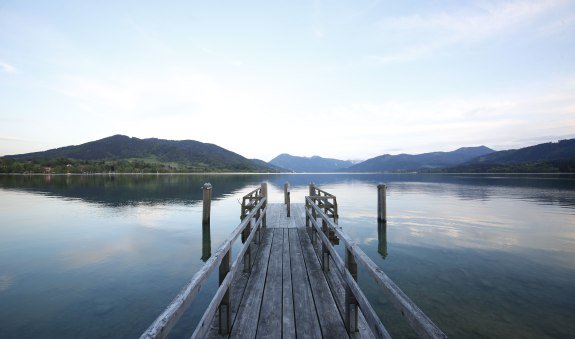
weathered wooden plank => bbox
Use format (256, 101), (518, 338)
(289, 228), (322, 338)
(282, 228), (296, 339)
(229, 229), (274, 338)
(290, 204), (305, 228)
(265, 204), (285, 229)
(256, 229), (284, 338)
(297, 227), (349, 338)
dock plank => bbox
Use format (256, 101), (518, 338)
(256, 229), (283, 338)
(289, 228), (323, 338)
(229, 229), (274, 338)
(282, 228), (296, 339)
(297, 227), (349, 338)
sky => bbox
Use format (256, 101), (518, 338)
(1, 0), (574, 161)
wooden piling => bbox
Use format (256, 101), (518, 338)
(202, 183), (212, 225)
(377, 184), (386, 222)
(284, 182), (290, 204)
(286, 191), (291, 217)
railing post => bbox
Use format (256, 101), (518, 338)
(322, 217), (330, 272)
(305, 198), (310, 227)
(345, 247), (359, 333)
(378, 183), (387, 222)
(219, 249), (231, 334)
(333, 198), (339, 224)
(241, 197), (246, 220)
(261, 182), (267, 227)
(309, 183), (317, 219)
(244, 219), (252, 272)
(202, 183), (212, 225)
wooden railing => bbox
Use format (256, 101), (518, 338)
(305, 187), (447, 339)
(309, 183), (338, 223)
(141, 185), (267, 339)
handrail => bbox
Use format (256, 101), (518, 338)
(305, 194), (447, 339)
(310, 184), (336, 198)
(306, 210), (391, 338)
(141, 193), (267, 339)
(241, 186), (263, 219)
(191, 203), (266, 338)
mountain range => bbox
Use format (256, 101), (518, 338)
(1, 135), (278, 173)
(1, 135), (574, 174)
(345, 146), (494, 172)
(445, 139), (575, 173)
(269, 154), (354, 172)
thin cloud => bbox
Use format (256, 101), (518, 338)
(0, 62), (17, 74)
(0, 136), (30, 142)
(373, 0), (568, 64)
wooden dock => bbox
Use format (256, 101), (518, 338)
(141, 183), (446, 339)
(206, 203), (371, 338)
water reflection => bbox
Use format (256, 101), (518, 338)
(378, 220), (388, 259)
(2, 173), (575, 209)
(202, 221), (211, 262)
(1, 173), (575, 338)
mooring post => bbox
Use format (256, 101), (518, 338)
(284, 182), (290, 204)
(287, 191), (291, 217)
(201, 183), (213, 262)
(261, 182), (267, 227)
(377, 183), (387, 222)
(202, 183), (212, 225)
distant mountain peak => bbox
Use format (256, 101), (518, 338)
(269, 154), (354, 172)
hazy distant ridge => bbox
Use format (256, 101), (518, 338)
(269, 154), (354, 172)
(346, 146), (494, 172)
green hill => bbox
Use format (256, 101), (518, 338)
(1, 135), (278, 173)
(442, 139), (575, 173)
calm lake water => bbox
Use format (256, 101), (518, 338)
(1, 174), (574, 338)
